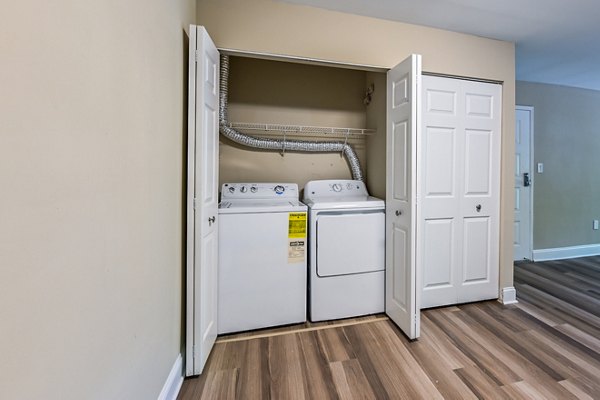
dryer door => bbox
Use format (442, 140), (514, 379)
(316, 211), (385, 277)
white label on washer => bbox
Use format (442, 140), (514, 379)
(288, 238), (306, 263)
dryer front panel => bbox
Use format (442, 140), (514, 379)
(316, 211), (385, 277)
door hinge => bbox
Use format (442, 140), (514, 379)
(193, 198), (197, 210)
(195, 50), (201, 63)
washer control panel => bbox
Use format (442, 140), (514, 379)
(304, 180), (368, 200)
(221, 183), (299, 200)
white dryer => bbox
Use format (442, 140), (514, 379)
(303, 180), (385, 322)
(218, 183), (308, 334)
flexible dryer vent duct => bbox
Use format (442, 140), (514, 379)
(218, 55), (364, 181)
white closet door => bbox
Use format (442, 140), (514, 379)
(385, 54), (421, 340)
(420, 76), (501, 308)
(186, 25), (219, 376)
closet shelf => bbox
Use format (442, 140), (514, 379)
(227, 122), (376, 137)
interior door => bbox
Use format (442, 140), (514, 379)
(385, 54), (421, 340)
(419, 76), (461, 308)
(186, 25), (219, 376)
(457, 79), (501, 304)
(419, 76), (501, 308)
(514, 106), (533, 260)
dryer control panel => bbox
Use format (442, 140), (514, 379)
(221, 183), (300, 200)
(304, 180), (368, 200)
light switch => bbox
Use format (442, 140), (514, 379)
(594, 220), (599, 230)
(537, 163), (544, 173)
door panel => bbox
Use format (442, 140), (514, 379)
(391, 226), (408, 309)
(457, 79), (500, 302)
(420, 76), (501, 308)
(392, 122), (408, 200)
(425, 127), (455, 197)
(386, 54), (421, 340)
(462, 217), (490, 283)
(421, 218), (455, 298)
(317, 212), (385, 277)
(186, 25), (219, 376)
(464, 129), (492, 195)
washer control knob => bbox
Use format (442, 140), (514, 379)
(240, 186), (247, 193)
(332, 183), (342, 192)
(228, 186), (235, 193)
(274, 185), (285, 195)
(250, 186), (258, 193)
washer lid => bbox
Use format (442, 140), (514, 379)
(219, 199), (307, 214)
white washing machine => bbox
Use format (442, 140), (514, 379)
(218, 183), (308, 334)
(303, 180), (385, 322)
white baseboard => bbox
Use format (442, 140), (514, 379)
(499, 287), (518, 305)
(532, 243), (600, 262)
(158, 354), (183, 400)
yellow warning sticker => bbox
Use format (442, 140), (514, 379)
(288, 212), (307, 239)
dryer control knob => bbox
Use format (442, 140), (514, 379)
(250, 186), (258, 193)
(240, 186), (247, 193)
(332, 183), (342, 192)
(228, 186), (235, 193)
(274, 185), (285, 195)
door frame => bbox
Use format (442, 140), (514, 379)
(515, 105), (534, 261)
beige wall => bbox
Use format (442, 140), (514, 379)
(517, 81), (600, 249)
(222, 56), (371, 190)
(198, 0), (516, 289)
(0, 1), (195, 399)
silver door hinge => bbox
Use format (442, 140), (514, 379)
(193, 198), (197, 210)
(195, 50), (201, 62)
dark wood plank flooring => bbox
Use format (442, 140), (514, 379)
(179, 257), (600, 399)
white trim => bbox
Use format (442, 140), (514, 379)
(516, 105), (534, 261)
(157, 354), (183, 400)
(499, 287), (518, 305)
(533, 244), (600, 261)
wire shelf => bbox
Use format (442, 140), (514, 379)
(227, 122), (376, 137)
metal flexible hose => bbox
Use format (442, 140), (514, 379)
(218, 55), (364, 181)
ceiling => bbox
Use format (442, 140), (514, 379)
(283, 0), (600, 91)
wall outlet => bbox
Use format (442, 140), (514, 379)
(594, 220), (599, 230)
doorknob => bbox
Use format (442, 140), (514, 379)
(395, 210), (402, 216)
(523, 172), (530, 187)
(208, 216), (216, 225)
(476, 204), (482, 212)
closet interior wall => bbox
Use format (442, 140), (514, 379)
(220, 56), (386, 192)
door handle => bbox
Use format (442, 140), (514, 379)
(208, 216), (216, 225)
(523, 172), (530, 187)
(476, 204), (482, 212)
(395, 210), (402, 216)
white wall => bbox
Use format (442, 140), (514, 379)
(0, 1), (195, 399)
(197, 0), (516, 290)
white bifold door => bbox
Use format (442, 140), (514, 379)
(386, 55), (421, 339)
(419, 76), (501, 309)
(186, 25), (219, 376)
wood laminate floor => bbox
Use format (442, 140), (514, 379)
(179, 257), (600, 399)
